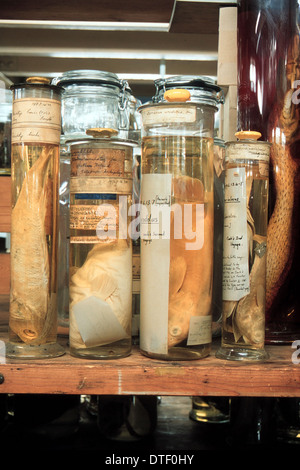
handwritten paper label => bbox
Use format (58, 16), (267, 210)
(140, 173), (172, 355)
(70, 202), (119, 232)
(12, 97), (61, 144)
(70, 176), (132, 195)
(187, 315), (212, 345)
(71, 147), (125, 178)
(141, 105), (196, 125)
(222, 167), (250, 301)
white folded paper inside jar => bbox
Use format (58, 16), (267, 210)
(73, 295), (129, 347)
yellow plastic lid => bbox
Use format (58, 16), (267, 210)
(164, 88), (191, 103)
(235, 130), (262, 141)
(26, 76), (51, 85)
(86, 128), (118, 138)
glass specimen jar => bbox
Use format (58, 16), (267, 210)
(68, 128), (135, 359)
(212, 137), (225, 337)
(216, 131), (271, 361)
(56, 139), (71, 332)
(0, 88), (12, 175)
(52, 69), (130, 140)
(52, 70), (131, 331)
(7, 76), (65, 359)
(237, 0), (300, 343)
(139, 76), (222, 360)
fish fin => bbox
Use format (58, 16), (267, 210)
(256, 284), (265, 308)
(169, 256), (187, 297)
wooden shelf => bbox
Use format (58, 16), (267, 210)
(0, 296), (299, 398)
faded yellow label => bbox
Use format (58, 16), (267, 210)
(12, 97), (61, 144)
(70, 202), (120, 244)
(70, 176), (132, 195)
(71, 147), (125, 178)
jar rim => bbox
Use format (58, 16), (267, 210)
(52, 69), (123, 89)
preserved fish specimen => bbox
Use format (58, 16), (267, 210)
(168, 174), (213, 347)
(140, 134), (214, 360)
(9, 144), (58, 345)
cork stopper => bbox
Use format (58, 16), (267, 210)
(26, 76), (51, 85)
(86, 128), (118, 138)
(164, 88), (191, 103)
(235, 130), (262, 141)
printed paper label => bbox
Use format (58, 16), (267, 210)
(222, 167), (250, 301)
(12, 97), (61, 144)
(69, 194), (127, 244)
(70, 202), (118, 230)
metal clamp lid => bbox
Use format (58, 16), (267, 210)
(153, 75), (224, 106)
(51, 69), (123, 88)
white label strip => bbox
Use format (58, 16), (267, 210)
(222, 167), (250, 301)
(140, 173), (172, 355)
(141, 106), (196, 125)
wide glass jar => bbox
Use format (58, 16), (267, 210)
(139, 76), (222, 360)
(68, 128), (135, 359)
(7, 76), (65, 359)
(52, 70), (130, 140)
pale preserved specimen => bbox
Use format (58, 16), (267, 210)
(9, 143), (58, 345)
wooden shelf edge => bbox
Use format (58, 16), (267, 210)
(0, 295), (299, 397)
(0, 336), (299, 397)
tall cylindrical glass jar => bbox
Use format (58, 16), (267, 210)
(216, 131), (271, 361)
(7, 77), (65, 359)
(212, 137), (225, 337)
(52, 70), (131, 332)
(0, 88), (12, 175)
(56, 139), (71, 332)
(68, 128), (134, 359)
(139, 76), (222, 360)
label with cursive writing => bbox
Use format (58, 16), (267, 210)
(141, 105), (196, 125)
(11, 97), (61, 144)
(222, 167), (250, 301)
(71, 147), (125, 178)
